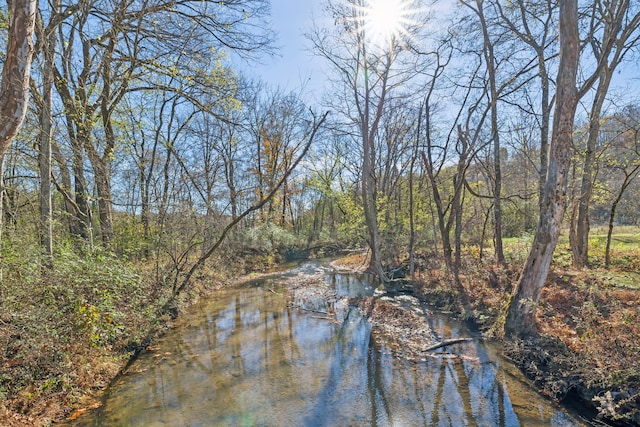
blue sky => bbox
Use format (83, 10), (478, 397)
(248, 1), (325, 97)
(241, 1), (638, 107)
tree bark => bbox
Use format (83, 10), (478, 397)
(571, 73), (612, 267)
(474, 0), (506, 266)
(605, 165), (640, 268)
(51, 141), (84, 236)
(495, 0), (556, 211)
(570, 0), (640, 265)
(360, 50), (390, 282)
(0, 0), (37, 158)
(92, 160), (114, 245)
(504, 0), (580, 339)
(54, 69), (93, 240)
(0, 0), (37, 287)
(38, 8), (59, 267)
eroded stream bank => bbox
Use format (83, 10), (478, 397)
(68, 261), (584, 426)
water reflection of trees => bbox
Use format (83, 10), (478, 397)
(95, 277), (577, 426)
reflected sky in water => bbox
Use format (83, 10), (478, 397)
(70, 265), (583, 426)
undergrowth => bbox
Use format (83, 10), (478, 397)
(0, 230), (278, 426)
(410, 231), (640, 425)
(0, 240), (170, 425)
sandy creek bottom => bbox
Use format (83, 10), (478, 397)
(69, 261), (585, 426)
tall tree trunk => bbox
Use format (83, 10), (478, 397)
(571, 73), (614, 267)
(51, 142), (83, 235)
(0, 0), (36, 157)
(570, 0), (639, 267)
(39, 14), (58, 267)
(362, 129), (385, 279)
(421, 150), (459, 294)
(360, 52), (389, 282)
(91, 160), (114, 245)
(0, 0), (37, 288)
(140, 168), (151, 254)
(605, 166), (640, 268)
(0, 156), (4, 296)
(539, 69), (551, 210)
(475, 0), (505, 266)
(94, 38), (118, 246)
(605, 192), (621, 269)
(453, 176), (463, 275)
(505, 0), (580, 339)
(72, 141), (91, 240)
(224, 153), (238, 220)
(55, 71), (92, 240)
(39, 79), (54, 266)
(408, 115), (419, 279)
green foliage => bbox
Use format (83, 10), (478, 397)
(0, 238), (160, 408)
(112, 215), (149, 259)
(502, 200), (538, 237)
(242, 222), (303, 254)
(335, 192), (366, 247)
(0, 10), (8, 30)
(36, 244), (145, 347)
(503, 233), (534, 264)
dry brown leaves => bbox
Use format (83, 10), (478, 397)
(353, 296), (438, 359)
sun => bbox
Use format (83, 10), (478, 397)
(361, 0), (418, 47)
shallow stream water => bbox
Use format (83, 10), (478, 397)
(70, 261), (584, 426)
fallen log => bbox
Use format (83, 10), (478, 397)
(423, 337), (474, 352)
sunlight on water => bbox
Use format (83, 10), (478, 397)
(69, 262), (584, 426)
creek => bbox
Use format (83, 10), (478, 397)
(69, 261), (584, 426)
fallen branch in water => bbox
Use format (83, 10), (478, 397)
(311, 315), (334, 321)
(423, 338), (474, 352)
(288, 304), (330, 315)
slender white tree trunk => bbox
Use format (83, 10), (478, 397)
(0, 0), (37, 290)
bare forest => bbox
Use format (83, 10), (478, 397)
(1, 0), (639, 425)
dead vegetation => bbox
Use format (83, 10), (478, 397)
(2, 245), (638, 426)
(333, 246), (640, 425)
(406, 251), (640, 426)
(530, 269), (640, 425)
(0, 250), (250, 426)
(351, 296), (439, 359)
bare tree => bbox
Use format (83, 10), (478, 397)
(570, 0), (640, 267)
(460, 0), (509, 266)
(51, 0), (272, 245)
(602, 107), (640, 268)
(504, 0), (581, 339)
(32, 0), (69, 266)
(496, 0), (558, 207)
(172, 111), (329, 297)
(308, 0), (425, 281)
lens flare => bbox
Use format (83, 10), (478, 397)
(361, 0), (420, 48)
